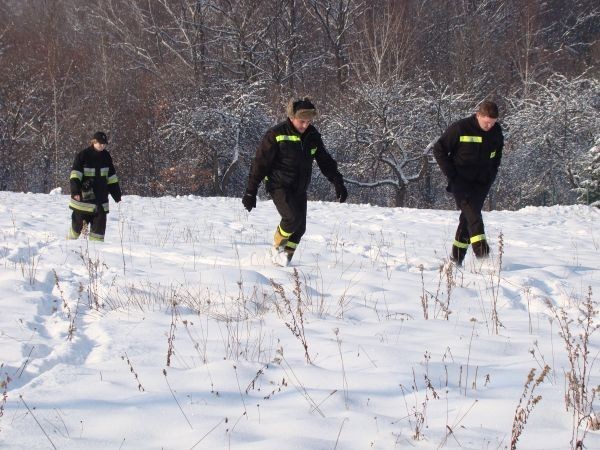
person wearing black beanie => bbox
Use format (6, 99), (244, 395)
(67, 131), (122, 242)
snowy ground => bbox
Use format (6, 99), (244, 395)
(0, 191), (599, 449)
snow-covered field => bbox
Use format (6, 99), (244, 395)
(0, 191), (598, 449)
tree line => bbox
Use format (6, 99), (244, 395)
(1, 0), (598, 209)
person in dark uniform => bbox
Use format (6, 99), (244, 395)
(243, 97), (347, 265)
(68, 131), (122, 242)
(433, 101), (503, 265)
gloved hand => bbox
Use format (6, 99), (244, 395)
(242, 191), (257, 212)
(334, 182), (348, 203)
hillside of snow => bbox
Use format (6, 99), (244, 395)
(0, 191), (598, 449)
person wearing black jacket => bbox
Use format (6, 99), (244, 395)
(243, 97), (347, 265)
(68, 131), (122, 241)
(433, 101), (503, 265)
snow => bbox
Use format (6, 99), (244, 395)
(0, 191), (598, 449)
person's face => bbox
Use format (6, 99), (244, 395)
(93, 141), (106, 151)
(290, 117), (311, 134)
(476, 113), (497, 132)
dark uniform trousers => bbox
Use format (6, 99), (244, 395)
(70, 210), (107, 241)
(452, 180), (491, 262)
(270, 189), (307, 255)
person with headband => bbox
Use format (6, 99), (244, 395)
(243, 97), (347, 266)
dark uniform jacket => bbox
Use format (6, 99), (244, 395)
(69, 146), (122, 214)
(247, 119), (344, 195)
(433, 114), (503, 189)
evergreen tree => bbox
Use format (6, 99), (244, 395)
(576, 142), (600, 207)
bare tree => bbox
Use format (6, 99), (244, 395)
(303, 0), (365, 91)
(159, 81), (270, 196)
(0, 0), (597, 207)
(349, 0), (422, 85)
(325, 79), (474, 207)
(502, 74), (600, 207)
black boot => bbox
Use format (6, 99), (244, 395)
(472, 239), (490, 259)
(451, 240), (468, 266)
(284, 247), (295, 264)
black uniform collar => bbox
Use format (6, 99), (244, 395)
(286, 118), (316, 137)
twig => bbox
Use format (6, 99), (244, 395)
(333, 417), (349, 450)
(190, 418), (225, 449)
(19, 395), (57, 449)
(233, 365), (247, 415)
(163, 369), (193, 429)
(334, 328), (349, 409)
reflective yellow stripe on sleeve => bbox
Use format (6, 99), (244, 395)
(70, 170), (83, 180)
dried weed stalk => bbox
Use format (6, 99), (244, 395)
(490, 232), (504, 334)
(271, 269), (311, 364)
(122, 352), (145, 392)
(546, 287), (599, 449)
(510, 365), (550, 450)
(0, 373), (10, 426)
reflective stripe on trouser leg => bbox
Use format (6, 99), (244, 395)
(453, 240), (469, 249)
(284, 241), (297, 262)
(270, 188), (308, 247)
(274, 225), (292, 248)
(452, 213), (470, 264)
(71, 211), (87, 238)
(470, 234), (489, 258)
(68, 227), (80, 240)
(451, 240), (468, 264)
(89, 211), (107, 242)
(454, 187), (489, 260)
(470, 234), (486, 244)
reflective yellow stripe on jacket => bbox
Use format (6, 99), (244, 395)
(459, 136), (483, 143)
(69, 199), (96, 213)
(275, 135), (301, 142)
